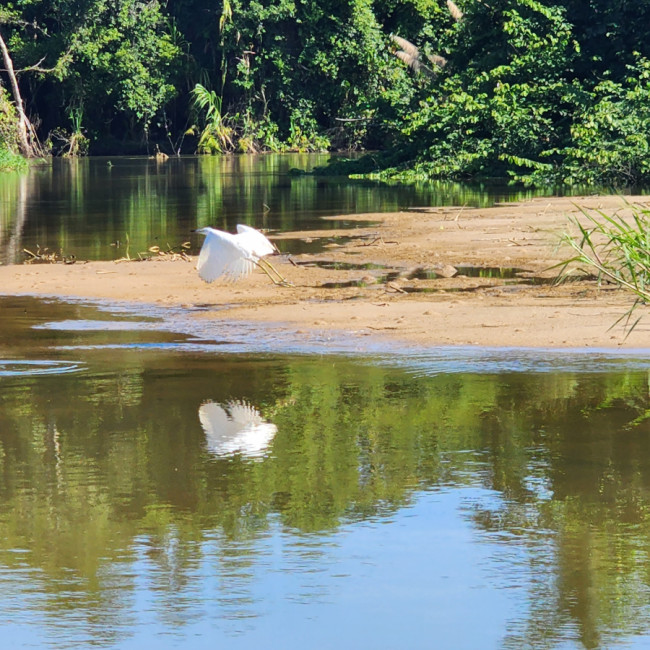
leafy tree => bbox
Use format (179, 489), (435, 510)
(351, 0), (579, 180)
(562, 0), (650, 80)
(538, 58), (650, 185)
(183, 0), (396, 151)
(318, 0), (650, 186)
(3, 0), (650, 179)
(1, 0), (182, 150)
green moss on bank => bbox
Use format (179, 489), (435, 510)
(0, 148), (29, 172)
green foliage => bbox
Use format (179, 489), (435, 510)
(0, 85), (27, 170)
(0, 146), (28, 172)
(2, 0), (182, 148)
(64, 0), (181, 134)
(45, 107), (89, 157)
(189, 84), (234, 153)
(5, 0), (650, 175)
(331, 0), (650, 186)
(535, 59), (650, 186)
(362, 0), (579, 180)
(286, 99), (330, 152)
(205, 0), (393, 150)
(241, 111), (283, 152)
(0, 85), (20, 154)
(190, 84), (330, 153)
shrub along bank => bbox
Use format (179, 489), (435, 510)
(1, 1), (650, 185)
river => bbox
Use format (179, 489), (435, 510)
(0, 156), (649, 649)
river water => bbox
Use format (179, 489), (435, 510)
(1, 156), (650, 649)
(0, 154), (548, 264)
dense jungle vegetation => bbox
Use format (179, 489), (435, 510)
(1, 0), (650, 185)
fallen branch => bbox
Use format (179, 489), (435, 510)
(23, 246), (76, 264)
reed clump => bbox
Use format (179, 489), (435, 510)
(557, 203), (650, 333)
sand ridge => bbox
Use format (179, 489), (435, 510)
(1, 195), (649, 349)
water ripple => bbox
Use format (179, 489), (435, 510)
(34, 319), (159, 331)
(0, 360), (84, 377)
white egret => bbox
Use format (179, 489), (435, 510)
(198, 400), (277, 459)
(194, 224), (292, 286)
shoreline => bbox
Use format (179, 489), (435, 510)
(1, 195), (649, 350)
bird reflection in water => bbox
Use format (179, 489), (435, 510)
(198, 400), (277, 459)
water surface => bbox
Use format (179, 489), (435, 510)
(2, 153), (649, 648)
(0, 155), (553, 264)
(1, 296), (650, 649)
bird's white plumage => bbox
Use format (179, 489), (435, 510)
(236, 224), (277, 257)
(195, 225), (278, 284)
(198, 400), (277, 459)
(195, 227), (256, 283)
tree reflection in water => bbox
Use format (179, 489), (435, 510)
(0, 296), (649, 648)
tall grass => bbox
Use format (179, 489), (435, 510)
(557, 203), (650, 333)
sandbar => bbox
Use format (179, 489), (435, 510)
(1, 195), (649, 350)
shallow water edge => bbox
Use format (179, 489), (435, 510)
(3, 293), (650, 374)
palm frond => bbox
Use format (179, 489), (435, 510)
(447, 0), (463, 22)
(395, 50), (420, 72)
(427, 53), (448, 69)
(390, 35), (419, 59)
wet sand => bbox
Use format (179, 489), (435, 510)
(1, 195), (649, 349)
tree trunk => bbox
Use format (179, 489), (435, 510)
(0, 29), (42, 157)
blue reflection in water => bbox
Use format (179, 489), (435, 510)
(33, 319), (161, 332)
(20, 294), (650, 373)
(0, 359), (84, 377)
(43, 305), (650, 374)
(0, 488), (522, 649)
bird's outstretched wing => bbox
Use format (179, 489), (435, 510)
(196, 228), (255, 283)
(236, 224), (278, 257)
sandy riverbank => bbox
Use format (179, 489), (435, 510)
(1, 194), (649, 349)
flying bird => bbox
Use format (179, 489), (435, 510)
(194, 224), (291, 285)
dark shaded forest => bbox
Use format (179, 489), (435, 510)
(2, 0), (650, 185)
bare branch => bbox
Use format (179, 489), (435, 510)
(0, 12), (48, 35)
(0, 28), (44, 157)
(13, 56), (49, 73)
